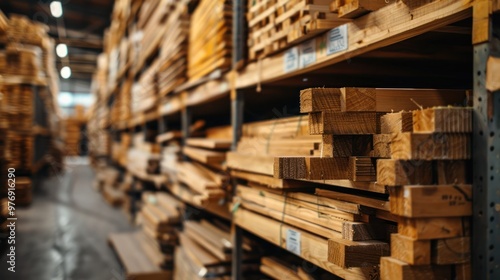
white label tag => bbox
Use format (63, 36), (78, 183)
(327, 25), (348, 55)
(300, 40), (316, 68)
(286, 229), (301, 255)
(284, 47), (300, 73)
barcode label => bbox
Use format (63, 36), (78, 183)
(286, 229), (301, 255)
(300, 40), (316, 68)
(327, 25), (348, 55)
(283, 47), (299, 73)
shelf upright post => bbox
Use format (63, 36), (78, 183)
(472, 6), (500, 280)
(181, 98), (192, 161)
(231, 0), (246, 279)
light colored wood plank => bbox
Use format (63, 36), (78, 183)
(413, 107), (472, 133)
(380, 257), (452, 280)
(381, 111), (413, 134)
(398, 217), (470, 240)
(432, 237), (470, 265)
(186, 138), (232, 150)
(376, 159), (433, 187)
(372, 134), (391, 158)
(183, 146), (226, 165)
(328, 238), (389, 268)
(316, 188), (389, 211)
(390, 233), (431, 265)
(227, 152), (275, 176)
(299, 88), (342, 113)
(390, 132), (470, 160)
(309, 111), (380, 135)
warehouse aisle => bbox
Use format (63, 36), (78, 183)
(0, 158), (134, 280)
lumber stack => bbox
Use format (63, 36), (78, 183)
(260, 255), (334, 279)
(0, 44), (43, 77)
(176, 219), (253, 279)
(330, 0), (389, 19)
(132, 59), (159, 114)
(112, 132), (131, 167)
(188, 0), (232, 80)
(175, 125), (232, 219)
(95, 167), (124, 207)
(158, 131), (182, 181)
(378, 107), (472, 280)
(127, 132), (162, 176)
(157, 1), (190, 97)
(137, 192), (182, 274)
(62, 117), (84, 156)
(247, 0), (348, 60)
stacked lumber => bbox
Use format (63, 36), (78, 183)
(176, 218), (258, 279)
(127, 132), (162, 176)
(157, 1), (190, 97)
(188, 0), (232, 80)
(5, 15), (48, 47)
(247, 0), (348, 60)
(0, 44), (43, 77)
(62, 117), (84, 156)
(331, 0), (389, 19)
(0, 84), (33, 131)
(112, 133), (131, 167)
(137, 192), (182, 273)
(158, 131), (182, 180)
(379, 107), (472, 280)
(0, 10), (7, 34)
(260, 255), (333, 279)
(174, 125), (232, 218)
(132, 59), (159, 113)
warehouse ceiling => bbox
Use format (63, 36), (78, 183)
(0, 0), (114, 91)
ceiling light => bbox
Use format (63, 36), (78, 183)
(50, 1), (63, 18)
(56, 43), (68, 58)
(61, 66), (71, 79)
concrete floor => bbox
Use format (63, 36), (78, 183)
(0, 159), (135, 280)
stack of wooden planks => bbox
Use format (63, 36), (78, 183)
(259, 254), (334, 279)
(176, 219), (251, 279)
(95, 167), (124, 207)
(187, 0), (232, 80)
(62, 117), (84, 156)
(5, 15), (48, 47)
(127, 132), (162, 176)
(330, 0), (389, 19)
(0, 44), (43, 77)
(132, 59), (159, 114)
(0, 84), (33, 131)
(112, 132), (131, 167)
(136, 192), (183, 274)
(378, 107), (472, 280)
(174, 125), (232, 219)
(157, 1), (190, 97)
(247, 0), (348, 60)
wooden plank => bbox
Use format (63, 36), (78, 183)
(436, 160), (469, 185)
(381, 112), (413, 134)
(398, 217), (470, 240)
(390, 233), (431, 265)
(372, 134), (392, 158)
(309, 111), (380, 135)
(299, 88), (341, 113)
(234, 207), (378, 279)
(413, 107), (472, 133)
(321, 135), (373, 157)
(108, 232), (171, 280)
(390, 133), (470, 160)
(376, 159), (433, 186)
(316, 188), (389, 211)
(182, 146), (226, 165)
(327, 238), (390, 268)
(455, 262), (472, 280)
(389, 185), (472, 218)
(186, 138), (232, 150)
(432, 237), (470, 265)
(274, 156), (350, 180)
(349, 157), (376, 182)
(338, 0), (388, 19)
(227, 152), (275, 176)
(342, 221), (394, 241)
(380, 257), (452, 280)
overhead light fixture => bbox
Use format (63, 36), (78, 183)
(60, 66), (71, 79)
(56, 44), (68, 58)
(50, 1), (63, 18)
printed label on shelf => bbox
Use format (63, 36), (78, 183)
(327, 25), (348, 55)
(300, 40), (316, 68)
(286, 229), (301, 255)
(284, 47), (300, 73)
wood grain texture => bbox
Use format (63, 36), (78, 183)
(381, 112), (413, 134)
(436, 160), (469, 185)
(413, 107), (472, 133)
(372, 134), (392, 158)
(328, 238), (389, 268)
(432, 237), (470, 265)
(349, 157), (376, 182)
(300, 88), (342, 113)
(342, 221), (394, 241)
(273, 156), (350, 180)
(316, 188), (389, 211)
(390, 233), (431, 265)
(227, 152), (275, 175)
(389, 185), (472, 218)
(340, 87), (376, 111)
(398, 217), (470, 240)
(376, 159), (433, 186)
(309, 111), (381, 135)
(380, 257), (451, 280)
(390, 132), (470, 160)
